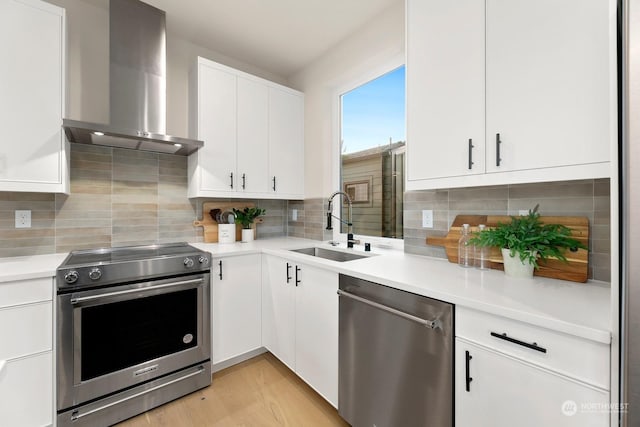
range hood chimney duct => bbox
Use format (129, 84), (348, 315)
(62, 0), (203, 156)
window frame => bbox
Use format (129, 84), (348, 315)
(331, 54), (405, 249)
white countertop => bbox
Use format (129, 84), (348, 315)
(0, 237), (611, 344)
(0, 252), (68, 283)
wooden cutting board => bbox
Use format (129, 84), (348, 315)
(193, 202), (263, 243)
(426, 215), (589, 283)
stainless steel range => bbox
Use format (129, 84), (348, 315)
(56, 243), (212, 427)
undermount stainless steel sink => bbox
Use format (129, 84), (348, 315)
(289, 247), (370, 262)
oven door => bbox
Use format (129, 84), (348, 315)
(56, 273), (211, 411)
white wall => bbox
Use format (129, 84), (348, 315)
(289, 0), (405, 198)
(47, 0), (288, 137)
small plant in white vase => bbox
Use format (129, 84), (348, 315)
(468, 206), (587, 278)
(232, 207), (266, 243)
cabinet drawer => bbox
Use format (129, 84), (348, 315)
(0, 301), (52, 360)
(0, 277), (52, 309)
(0, 351), (53, 427)
(456, 307), (609, 389)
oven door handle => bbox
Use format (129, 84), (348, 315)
(70, 365), (206, 422)
(70, 278), (204, 306)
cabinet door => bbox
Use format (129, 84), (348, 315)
(406, 0), (485, 181)
(194, 63), (237, 193)
(237, 77), (269, 194)
(294, 263), (339, 407)
(211, 255), (262, 365)
(268, 88), (304, 198)
(485, 0), (611, 173)
(261, 255), (295, 370)
(0, 0), (67, 192)
(0, 351), (53, 427)
(456, 339), (609, 427)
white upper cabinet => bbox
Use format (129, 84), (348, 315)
(406, 0), (615, 190)
(237, 77), (270, 194)
(268, 87), (305, 198)
(406, 0), (485, 181)
(485, 0), (612, 174)
(0, 0), (68, 193)
(189, 57), (304, 199)
(189, 63), (237, 194)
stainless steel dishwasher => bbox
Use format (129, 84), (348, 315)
(338, 274), (453, 427)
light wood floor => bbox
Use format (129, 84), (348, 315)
(117, 353), (349, 427)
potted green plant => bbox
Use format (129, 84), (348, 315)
(232, 207), (266, 242)
(468, 206), (587, 278)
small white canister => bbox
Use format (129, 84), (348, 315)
(218, 224), (236, 244)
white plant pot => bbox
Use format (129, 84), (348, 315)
(501, 248), (535, 279)
(241, 228), (254, 243)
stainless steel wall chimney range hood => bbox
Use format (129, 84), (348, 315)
(62, 0), (203, 156)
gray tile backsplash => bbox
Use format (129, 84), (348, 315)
(0, 144), (290, 256)
(404, 179), (612, 282)
(287, 198), (333, 241)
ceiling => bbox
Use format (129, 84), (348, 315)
(85, 0), (400, 79)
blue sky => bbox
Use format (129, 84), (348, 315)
(340, 65), (406, 154)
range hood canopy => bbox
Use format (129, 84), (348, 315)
(63, 0), (203, 156)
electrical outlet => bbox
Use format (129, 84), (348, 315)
(292, 209), (298, 221)
(518, 210), (529, 216)
(422, 210), (433, 228)
(15, 210), (31, 228)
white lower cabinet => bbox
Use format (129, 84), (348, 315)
(0, 277), (54, 427)
(262, 254), (339, 407)
(456, 340), (609, 427)
(211, 254), (262, 366)
(0, 351), (53, 426)
(455, 307), (610, 427)
(261, 255), (296, 369)
(294, 261), (339, 407)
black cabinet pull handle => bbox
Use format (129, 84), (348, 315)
(490, 332), (547, 353)
(286, 262), (292, 283)
(218, 260), (223, 280)
(496, 133), (502, 167)
(465, 350), (473, 392)
(229, 172), (234, 189)
(272, 176), (277, 192)
(468, 139), (474, 170)
(242, 173), (246, 190)
(295, 265), (301, 286)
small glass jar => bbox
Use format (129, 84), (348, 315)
(474, 224), (490, 270)
(458, 223), (473, 268)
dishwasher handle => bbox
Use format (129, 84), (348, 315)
(337, 289), (442, 329)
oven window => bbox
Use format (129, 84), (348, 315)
(80, 288), (198, 381)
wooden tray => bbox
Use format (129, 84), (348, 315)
(193, 202), (263, 243)
(426, 215), (589, 283)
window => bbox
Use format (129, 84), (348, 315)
(339, 65), (405, 239)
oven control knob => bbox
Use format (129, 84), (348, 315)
(184, 257), (195, 268)
(88, 267), (102, 281)
(64, 270), (79, 284)
(198, 256), (209, 265)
